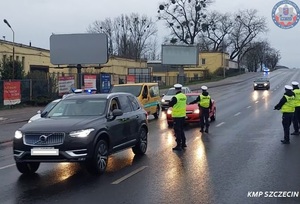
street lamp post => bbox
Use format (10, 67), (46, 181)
(4, 19), (15, 79)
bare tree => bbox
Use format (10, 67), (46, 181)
(87, 18), (114, 55)
(157, 0), (213, 45)
(228, 9), (268, 70)
(87, 13), (157, 60)
(199, 11), (233, 51)
(265, 48), (281, 70)
(242, 40), (280, 71)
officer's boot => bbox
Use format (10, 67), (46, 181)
(205, 126), (209, 133)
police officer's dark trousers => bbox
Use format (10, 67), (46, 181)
(173, 117), (186, 146)
(292, 106), (300, 132)
(282, 112), (294, 141)
(200, 107), (210, 131)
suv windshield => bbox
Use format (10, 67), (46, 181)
(47, 99), (107, 117)
(110, 85), (142, 97)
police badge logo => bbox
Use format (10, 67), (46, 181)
(272, 0), (300, 29)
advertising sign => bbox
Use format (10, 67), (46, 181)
(84, 75), (97, 89)
(58, 76), (75, 95)
(3, 81), (21, 105)
(100, 73), (111, 93)
(127, 75), (136, 84)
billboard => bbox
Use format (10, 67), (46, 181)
(58, 76), (75, 95)
(3, 81), (21, 105)
(84, 75), (97, 89)
(50, 33), (108, 65)
(161, 45), (199, 65)
(100, 73), (111, 93)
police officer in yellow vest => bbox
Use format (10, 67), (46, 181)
(190, 85), (212, 133)
(169, 84), (187, 151)
(291, 81), (300, 135)
(274, 85), (296, 144)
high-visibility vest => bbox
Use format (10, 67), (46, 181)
(199, 94), (210, 108)
(293, 89), (300, 107)
(281, 95), (295, 113)
(172, 93), (187, 118)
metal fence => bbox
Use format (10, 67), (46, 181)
(0, 69), (232, 107)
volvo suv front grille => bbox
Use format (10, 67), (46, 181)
(24, 132), (65, 146)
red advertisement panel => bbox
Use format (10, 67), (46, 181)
(3, 81), (21, 105)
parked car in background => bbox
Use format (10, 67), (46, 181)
(161, 86), (192, 110)
(14, 93), (148, 175)
(110, 83), (161, 119)
(166, 92), (216, 127)
(253, 77), (270, 90)
(28, 99), (61, 123)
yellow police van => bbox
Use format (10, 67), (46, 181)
(110, 83), (161, 119)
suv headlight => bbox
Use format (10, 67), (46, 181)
(161, 99), (165, 102)
(69, 128), (95, 138)
(264, 83), (268, 86)
(14, 130), (23, 139)
(254, 83), (257, 86)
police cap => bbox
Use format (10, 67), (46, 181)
(292, 81), (299, 86)
(174, 84), (183, 89)
(285, 85), (293, 90)
(201, 86), (208, 91)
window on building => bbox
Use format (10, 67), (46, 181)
(202, 58), (206, 65)
(10, 56), (12, 61)
(22, 57), (25, 68)
(16, 56), (19, 61)
(3, 55), (6, 60)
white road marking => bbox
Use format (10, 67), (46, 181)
(247, 106), (251, 109)
(234, 112), (241, 116)
(255, 101), (259, 103)
(111, 166), (148, 184)
(216, 122), (225, 127)
(0, 163), (15, 170)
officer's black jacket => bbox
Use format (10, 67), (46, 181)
(189, 91), (212, 109)
(169, 91), (181, 107)
(274, 90), (295, 110)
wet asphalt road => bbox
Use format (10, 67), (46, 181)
(1, 69), (300, 204)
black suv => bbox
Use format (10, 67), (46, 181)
(13, 93), (148, 175)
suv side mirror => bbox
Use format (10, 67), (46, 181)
(112, 109), (123, 117)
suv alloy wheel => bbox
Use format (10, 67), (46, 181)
(132, 127), (147, 155)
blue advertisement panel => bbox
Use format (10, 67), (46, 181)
(100, 73), (111, 93)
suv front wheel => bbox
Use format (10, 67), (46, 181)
(16, 162), (40, 174)
(86, 139), (109, 174)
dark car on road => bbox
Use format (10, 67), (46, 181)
(13, 93), (148, 175)
(253, 77), (270, 90)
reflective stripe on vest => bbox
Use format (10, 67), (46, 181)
(293, 89), (300, 107)
(281, 95), (295, 113)
(199, 95), (210, 108)
(172, 93), (187, 118)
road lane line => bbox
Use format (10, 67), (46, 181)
(111, 166), (148, 184)
(247, 106), (251, 109)
(0, 163), (15, 170)
(255, 101), (259, 103)
(234, 112), (241, 116)
(216, 122), (225, 127)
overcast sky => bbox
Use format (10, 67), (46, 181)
(2, 0), (299, 68)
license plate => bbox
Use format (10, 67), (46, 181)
(31, 147), (59, 156)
